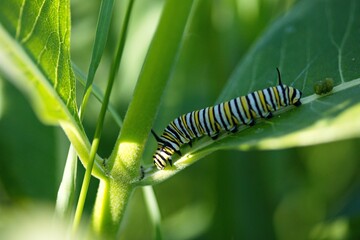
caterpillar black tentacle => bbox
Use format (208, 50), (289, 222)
(152, 69), (302, 170)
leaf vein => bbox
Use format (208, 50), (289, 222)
(16, 0), (26, 40)
(326, 0), (356, 83)
(21, 0), (47, 44)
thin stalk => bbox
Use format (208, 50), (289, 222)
(143, 186), (163, 240)
(80, 0), (116, 119)
(56, 0), (115, 223)
(72, 0), (135, 232)
(72, 63), (123, 127)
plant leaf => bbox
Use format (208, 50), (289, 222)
(141, 0), (360, 184)
(216, 0), (360, 149)
(0, 0), (77, 122)
(0, 0), (104, 177)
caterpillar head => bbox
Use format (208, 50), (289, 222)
(276, 68), (302, 107)
(153, 145), (174, 170)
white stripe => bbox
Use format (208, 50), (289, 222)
(229, 99), (241, 123)
(213, 104), (222, 128)
(247, 94), (259, 116)
(277, 85), (285, 106)
(160, 135), (179, 150)
(236, 97), (250, 123)
(174, 118), (187, 143)
(263, 89), (274, 111)
(219, 102), (230, 128)
(204, 107), (214, 135)
(185, 113), (194, 138)
(253, 92), (265, 116)
(271, 88), (280, 110)
(191, 111), (201, 137)
(199, 109), (206, 133)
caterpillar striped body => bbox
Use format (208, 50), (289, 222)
(152, 69), (302, 170)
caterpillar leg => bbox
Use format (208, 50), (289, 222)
(265, 112), (273, 119)
(168, 158), (173, 166)
(230, 127), (238, 133)
(248, 119), (255, 126)
(175, 150), (182, 156)
(139, 165), (145, 180)
(211, 133), (219, 140)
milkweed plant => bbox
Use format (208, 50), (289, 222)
(1, 0), (360, 239)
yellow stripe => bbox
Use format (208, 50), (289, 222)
(289, 88), (294, 104)
(257, 91), (268, 111)
(163, 132), (180, 145)
(181, 114), (195, 138)
(272, 87), (281, 107)
(170, 121), (185, 139)
(223, 101), (234, 126)
(240, 96), (251, 119)
(208, 107), (217, 132)
(194, 110), (203, 134)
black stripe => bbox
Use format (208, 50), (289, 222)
(192, 111), (202, 137)
(202, 108), (211, 136)
(265, 88), (276, 111)
(290, 89), (297, 104)
(210, 106), (220, 132)
(252, 92), (265, 118)
(194, 110), (203, 136)
(227, 100), (238, 125)
(277, 85), (285, 106)
(258, 90), (269, 112)
(174, 116), (189, 140)
(170, 121), (186, 142)
(187, 112), (197, 139)
(214, 104), (225, 131)
(271, 87), (281, 110)
(176, 117), (191, 141)
(246, 94), (258, 118)
(165, 126), (183, 145)
(219, 103), (231, 131)
(233, 98), (246, 124)
(285, 87), (290, 105)
(203, 108), (211, 136)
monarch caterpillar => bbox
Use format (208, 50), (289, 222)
(152, 68), (302, 170)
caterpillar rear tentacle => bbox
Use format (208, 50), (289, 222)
(152, 69), (302, 170)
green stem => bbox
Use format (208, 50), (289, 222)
(92, 178), (133, 236)
(91, 0), (195, 237)
(107, 0), (195, 174)
(72, 0), (135, 232)
(143, 186), (163, 240)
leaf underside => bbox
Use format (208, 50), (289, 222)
(0, 0), (104, 176)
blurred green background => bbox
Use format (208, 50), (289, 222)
(1, 0), (360, 239)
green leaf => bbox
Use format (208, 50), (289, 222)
(141, 0), (360, 184)
(0, 0), (104, 177)
(73, 63), (123, 127)
(0, 0), (77, 121)
(215, 0), (360, 150)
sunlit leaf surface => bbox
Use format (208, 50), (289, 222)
(143, 0), (360, 184)
(0, 0), (104, 177)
